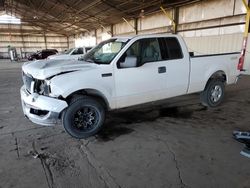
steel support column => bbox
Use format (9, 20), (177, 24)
(173, 7), (179, 34)
(238, 0), (250, 71)
(20, 24), (25, 59)
(160, 6), (176, 34)
(134, 18), (138, 35)
(94, 29), (97, 45)
(110, 24), (114, 37)
(67, 36), (69, 49)
(43, 32), (47, 49)
(242, 0), (250, 37)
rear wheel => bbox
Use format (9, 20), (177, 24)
(62, 96), (105, 139)
(200, 79), (225, 107)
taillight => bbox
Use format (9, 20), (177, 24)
(238, 55), (244, 71)
(238, 37), (247, 71)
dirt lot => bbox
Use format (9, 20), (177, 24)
(0, 60), (250, 188)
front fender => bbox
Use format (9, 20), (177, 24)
(49, 69), (116, 109)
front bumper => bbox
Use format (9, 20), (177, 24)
(20, 85), (68, 126)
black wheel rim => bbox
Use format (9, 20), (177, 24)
(73, 106), (99, 132)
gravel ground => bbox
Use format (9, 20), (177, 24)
(0, 60), (250, 188)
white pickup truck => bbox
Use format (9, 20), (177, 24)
(47, 47), (93, 60)
(20, 34), (242, 138)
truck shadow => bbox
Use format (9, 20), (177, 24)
(96, 105), (207, 142)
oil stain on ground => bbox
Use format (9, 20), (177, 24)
(96, 126), (134, 142)
(96, 106), (203, 142)
(107, 106), (197, 125)
(159, 106), (194, 119)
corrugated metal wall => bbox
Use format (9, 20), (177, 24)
(183, 33), (243, 55)
(0, 24), (69, 58)
(84, 0), (248, 72)
(177, 0), (249, 73)
(1, 0), (249, 72)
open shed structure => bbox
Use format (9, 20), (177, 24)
(2, 0), (201, 35)
(1, 1), (250, 188)
(0, 0), (248, 65)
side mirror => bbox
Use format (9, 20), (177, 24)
(120, 56), (137, 68)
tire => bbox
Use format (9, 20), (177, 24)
(62, 96), (105, 139)
(200, 79), (225, 107)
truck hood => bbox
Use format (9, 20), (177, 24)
(22, 59), (96, 80)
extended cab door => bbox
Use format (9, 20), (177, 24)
(114, 38), (169, 108)
(158, 37), (190, 98)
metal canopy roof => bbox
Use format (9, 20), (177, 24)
(2, 0), (200, 36)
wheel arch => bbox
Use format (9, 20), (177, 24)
(204, 70), (227, 90)
(64, 89), (110, 110)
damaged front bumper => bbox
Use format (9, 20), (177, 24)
(20, 85), (68, 126)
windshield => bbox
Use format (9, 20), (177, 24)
(81, 38), (128, 64)
(64, 48), (74, 54)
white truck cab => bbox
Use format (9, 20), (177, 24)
(48, 47), (93, 60)
(20, 34), (242, 138)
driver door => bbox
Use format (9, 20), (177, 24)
(114, 38), (167, 108)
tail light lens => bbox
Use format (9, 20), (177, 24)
(238, 37), (247, 71)
(238, 51), (245, 71)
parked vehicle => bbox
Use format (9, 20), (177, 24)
(27, 49), (58, 60)
(20, 34), (243, 139)
(47, 47), (93, 60)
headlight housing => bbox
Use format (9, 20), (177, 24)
(34, 80), (51, 96)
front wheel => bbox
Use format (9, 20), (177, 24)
(62, 96), (105, 139)
(200, 79), (225, 107)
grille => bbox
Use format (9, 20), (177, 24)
(22, 72), (33, 93)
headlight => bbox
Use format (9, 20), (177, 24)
(35, 80), (51, 96)
(40, 81), (51, 95)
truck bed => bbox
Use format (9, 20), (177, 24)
(188, 52), (240, 94)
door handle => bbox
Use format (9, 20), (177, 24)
(158, 66), (166, 73)
(102, 73), (112, 77)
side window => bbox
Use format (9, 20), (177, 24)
(118, 38), (162, 68)
(78, 48), (83, 54)
(158, 38), (170, 60)
(72, 48), (83, 55)
(72, 49), (78, 55)
(159, 37), (183, 60)
(140, 38), (161, 65)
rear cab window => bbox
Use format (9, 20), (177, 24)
(158, 37), (183, 60)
